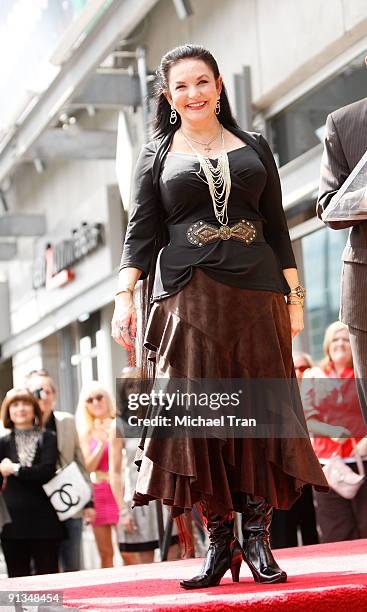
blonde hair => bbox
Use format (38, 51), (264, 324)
(75, 381), (116, 438)
(320, 321), (352, 373)
(292, 351), (314, 368)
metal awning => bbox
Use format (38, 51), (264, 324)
(70, 73), (142, 108)
(0, 0), (159, 183)
(25, 128), (117, 161)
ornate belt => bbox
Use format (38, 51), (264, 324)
(186, 219), (260, 247)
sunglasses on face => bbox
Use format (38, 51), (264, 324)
(86, 394), (104, 403)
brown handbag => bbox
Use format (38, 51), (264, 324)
(322, 439), (365, 499)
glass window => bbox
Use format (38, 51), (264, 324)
(294, 226), (349, 360)
(267, 53), (366, 167)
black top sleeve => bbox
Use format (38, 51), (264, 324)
(16, 430), (58, 484)
(258, 135), (297, 269)
(119, 142), (160, 279)
(316, 113), (357, 230)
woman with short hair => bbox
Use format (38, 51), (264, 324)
(0, 388), (63, 577)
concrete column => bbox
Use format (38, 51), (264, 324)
(12, 343), (43, 387)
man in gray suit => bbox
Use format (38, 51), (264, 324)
(26, 371), (95, 571)
(317, 61), (367, 424)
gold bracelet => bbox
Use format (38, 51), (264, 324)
(287, 299), (304, 307)
(115, 287), (134, 298)
(287, 284), (306, 300)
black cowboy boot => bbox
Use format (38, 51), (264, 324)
(242, 496), (287, 584)
(180, 515), (243, 589)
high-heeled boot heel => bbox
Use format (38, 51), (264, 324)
(180, 516), (243, 589)
(230, 538), (243, 583)
(242, 496), (287, 584)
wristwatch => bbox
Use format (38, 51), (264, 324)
(12, 463), (21, 475)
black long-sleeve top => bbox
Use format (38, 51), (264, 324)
(0, 430), (64, 540)
(120, 126), (296, 301)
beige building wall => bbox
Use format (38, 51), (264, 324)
(137, 0), (367, 113)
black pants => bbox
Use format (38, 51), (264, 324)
(1, 538), (60, 577)
(313, 464), (367, 543)
(348, 325), (367, 425)
(270, 485), (319, 549)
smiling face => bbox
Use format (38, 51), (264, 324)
(165, 58), (222, 127)
(9, 400), (35, 429)
(328, 328), (352, 368)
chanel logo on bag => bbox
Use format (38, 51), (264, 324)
(49, 483), (81, 513)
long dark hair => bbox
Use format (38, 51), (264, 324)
(140, 45), (239, 381)
(153, 44), (239, 138)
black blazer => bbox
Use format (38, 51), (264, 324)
(120, 126), (296, 280)
(0, 430), (63, 540)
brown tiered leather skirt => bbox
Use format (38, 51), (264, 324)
(133, 268), (328, 518)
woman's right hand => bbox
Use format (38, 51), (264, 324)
(0, 458), (15, 477)
(120, 511), (137, 533)
(330, 425), (352, 444)
(92, 420), (109, 444)
(111, 293), (137, 350)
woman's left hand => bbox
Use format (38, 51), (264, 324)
(287, 304), (304, 337)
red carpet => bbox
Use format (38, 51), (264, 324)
(1, 539), (366, 611)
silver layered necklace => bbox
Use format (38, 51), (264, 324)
(180, 125), (231, 227)
(14, 428), (41, 467)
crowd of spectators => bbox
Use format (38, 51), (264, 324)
(0, 323), (366, 577)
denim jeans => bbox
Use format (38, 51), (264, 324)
(59, 517), (83, 572)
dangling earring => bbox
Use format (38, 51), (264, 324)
(215, 98), (221, 115)
(170, 106), (177, 124)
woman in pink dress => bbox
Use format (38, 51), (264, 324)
(76, 382), (119, 567)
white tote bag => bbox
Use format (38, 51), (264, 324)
(43, 461), (92, 521)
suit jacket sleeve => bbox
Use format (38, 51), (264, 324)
(16, 431), (57, 484)
(119, 142), (160, 279)
(317, 113), (358, 230)
(258, 135), (296, 269)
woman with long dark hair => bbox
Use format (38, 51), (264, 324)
(111, 44), (328, 588)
